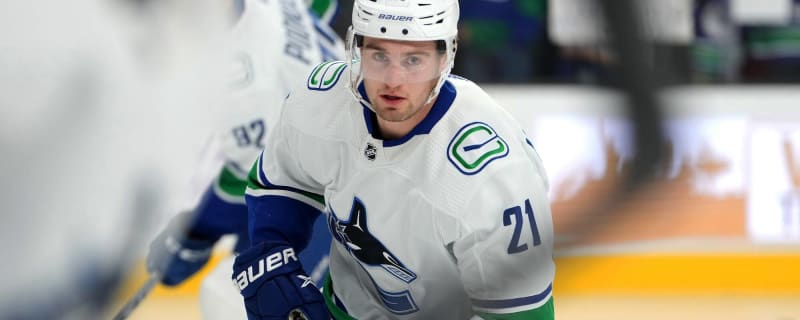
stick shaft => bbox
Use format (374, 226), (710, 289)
(112, 273), (160, 320)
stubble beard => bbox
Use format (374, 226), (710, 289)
(375, 102), (415, 122)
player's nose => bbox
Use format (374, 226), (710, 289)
(382, 64), (407, 87)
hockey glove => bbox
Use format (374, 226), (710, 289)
(146, 214), (217, 286)
(232, 241), (329, 320)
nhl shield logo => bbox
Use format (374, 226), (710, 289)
(364, 142), (377, 161)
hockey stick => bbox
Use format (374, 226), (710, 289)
(111, 272), (160, 320)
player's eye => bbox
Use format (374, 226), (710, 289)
(405, 55), (422, 67)
(371, 51), (388, 63)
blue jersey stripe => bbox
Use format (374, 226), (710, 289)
(311, 13), (337, 45)
(254, 153), (324, 205)
(471, 283), (552, 309)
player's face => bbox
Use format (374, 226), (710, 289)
(360, 37), (444, 123)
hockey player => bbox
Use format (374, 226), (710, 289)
(1, 0), (234, 318)
(233, 0), (556, 319)
(145, 0), (344, 318)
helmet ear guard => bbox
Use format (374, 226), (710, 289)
(345, 0), (460, 109)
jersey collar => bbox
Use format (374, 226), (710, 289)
(359, 81), (457, 147)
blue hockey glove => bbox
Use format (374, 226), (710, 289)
(146, 215), (217, 286)
(232, 241), (330, 320)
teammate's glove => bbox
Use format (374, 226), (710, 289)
(146, 214), (217, 286)
(232, 241), (329, 320)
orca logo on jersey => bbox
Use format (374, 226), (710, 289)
(328, 198), (417, 283)
(447, 122), (509, 175)
(307, 61), (346, 91)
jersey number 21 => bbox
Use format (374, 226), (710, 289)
(503, 198), (542, 254)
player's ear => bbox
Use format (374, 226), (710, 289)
(438, 57), (448, 74)
(436, 40), (449, 71)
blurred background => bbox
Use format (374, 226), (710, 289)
(2, 0), (799, 319)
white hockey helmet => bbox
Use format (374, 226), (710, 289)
(346, 0), (459, 107)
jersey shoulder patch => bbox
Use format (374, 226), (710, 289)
(447, 121), (510, 175)
(307, 60), (347, 91)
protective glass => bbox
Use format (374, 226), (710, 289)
(350, 38), (445, 84)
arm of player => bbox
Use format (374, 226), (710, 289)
(146, 168), (250, 286)
(453, 153), (556, 320)
(191, 164), (252, 251)
(147, 210), (218, 286)
(232, 115), (331, 319)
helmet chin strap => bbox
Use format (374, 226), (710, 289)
(424, 73), (448, 106)
(347, 72), (374, 112)
(424, 57), (454, 105)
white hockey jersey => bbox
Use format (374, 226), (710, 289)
(193, 2), (344, 318)
(247, 62), (555, 319)
(217, 0), (344, 185)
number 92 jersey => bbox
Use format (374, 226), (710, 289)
(219, 0), (344, 177)
(248, 64), (555, 319)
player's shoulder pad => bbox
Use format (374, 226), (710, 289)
(443, 77), (522, 176)
(306, 60), (348, 91)
(446, 121), (511, 176)
(281, 60), (351, 138)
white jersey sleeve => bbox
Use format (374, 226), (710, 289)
(245, 61), (351, 246)
(454, 148), (555, 315)
(184, 0), (344, 246)
(442, 79), (555, 316)
(248, 106), (330, 205)
(248, 61), (351, 198)
(215, 0), (345, 197)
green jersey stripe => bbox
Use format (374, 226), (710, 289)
(477, 296), (554, 320)
(216, 165), (248, 199)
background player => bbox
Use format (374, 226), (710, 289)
(1, 0), (233, 318)
(144, 0), (344, 318)
(233, 0), (556, 319)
